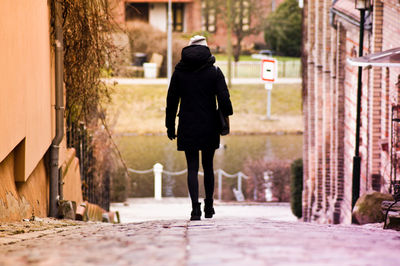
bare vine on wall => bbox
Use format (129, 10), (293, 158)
(51, 0), (130, 205)
(60, 0), (118, 125)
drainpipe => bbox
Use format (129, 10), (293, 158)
(50, 0), (65, 217)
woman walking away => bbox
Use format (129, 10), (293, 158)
(165, 35), (233, 221)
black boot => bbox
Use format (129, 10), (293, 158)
(204, 199), (215, 218)
(190, 202), (201, 221)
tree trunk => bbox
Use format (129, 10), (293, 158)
(233, 37), (242, 78)
(233, 38), (241, 62)
(226, 0), (233, 88)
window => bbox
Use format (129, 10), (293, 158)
(233, 0), (251, 32)
(173, 3), (184, 32)
(125, 3), (149, 22)
(202, 0), (217, 33)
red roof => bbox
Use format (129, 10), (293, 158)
(332, 0), (360, 21)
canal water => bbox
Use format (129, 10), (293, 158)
(116, 134), (302, 199)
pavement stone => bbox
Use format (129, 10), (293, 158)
(0, 199), (400, 266)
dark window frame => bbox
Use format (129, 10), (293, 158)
(202, 0), (217, 33)
(125, 3), (149, 22)
(172, 3), (184, 32)
(233, 0), (251, 32)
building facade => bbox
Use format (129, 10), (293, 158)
(0, 1), (82, 222)
(302, 0), (400, 223)
(111, 0), (285, 50)
(112, 0), (203, 33)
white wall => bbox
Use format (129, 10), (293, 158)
(149, 3), (167, 32)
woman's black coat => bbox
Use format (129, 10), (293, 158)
(165, 45), (233, 151)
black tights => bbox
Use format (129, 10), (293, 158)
(184, 149), (216, 206)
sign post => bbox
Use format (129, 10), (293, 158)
(261, 59), (277, 120)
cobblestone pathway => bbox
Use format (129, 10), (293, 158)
(1, 201), (400, 266)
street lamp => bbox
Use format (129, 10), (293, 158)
(355, 0), (371, 10)
(352, 0), (371, 210)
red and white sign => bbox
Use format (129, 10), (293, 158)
(261, 59), (277, 82)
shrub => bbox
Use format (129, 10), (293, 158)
(91, 125), (129, 205)
(290, 158), (303, 218)
(110, 167), (129, 202)
(264, 0), (302, 56)
(126, 21), (187, 77)
(60, 0), (118, 124)
(244, 159), (266, 201)
(244, 159), (291, 202)
(57, 0), (128, 209)
(109, 32), (133, 77)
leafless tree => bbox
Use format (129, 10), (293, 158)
(212, 0), (265, 77)
(229, 0), (263, 62)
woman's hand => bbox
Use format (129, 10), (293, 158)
(167, 128), (176, 140)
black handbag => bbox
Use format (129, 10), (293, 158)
(217, 109), (230, 136)
(214, 65), (230, 136)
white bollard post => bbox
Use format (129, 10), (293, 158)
(238, 172), (242, 193)
(265, 83), (273, 119)
(264, 171), (273, 202)
(218, 169), (222, 201)
(153, 163), (163, 200)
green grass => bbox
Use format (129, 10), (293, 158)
(230, 83), (302, 115)
(274, 56), (301, 62)
(105, 83), (302, 134)
(214, 54), (259, 61)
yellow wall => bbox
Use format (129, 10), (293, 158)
(0, 146), (83, 222)
(0, 0), (53, 181)
(0, 1), (85, 222)
(0, 151), (49, 222)
(62, 149), (84, 205)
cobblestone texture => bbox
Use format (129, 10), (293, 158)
(1, 200), (400, 265)
(0, 218), (85, 239)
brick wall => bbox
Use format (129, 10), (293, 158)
(335, 22), (347, 223)
(370, 0), (384, 193)
(329, 24), (338, 220)
(302, 0), (310, 221)
(322, 0), (332, 216)
(303, 0), (315, 222)
(382, 1), (400, 191)
(314, 0), (324, 218)
(210, 0), (283, 50)
(302, 0), (400, 223)
(185, 0), (202, 33)
(111, 0), (281, 51)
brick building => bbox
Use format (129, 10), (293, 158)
(302, 0), (400, 223)
(111, 0), (285, 50)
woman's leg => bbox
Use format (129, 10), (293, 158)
(201, 148), (216, 200)
(184, 149), (199, 205)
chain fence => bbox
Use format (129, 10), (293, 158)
(128, 164), (249, 201)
